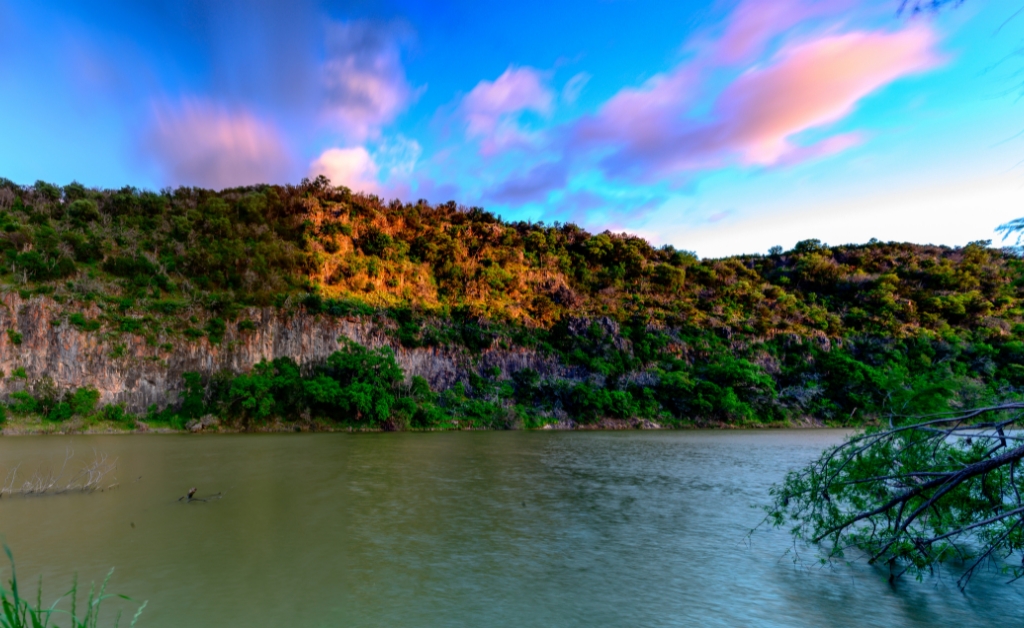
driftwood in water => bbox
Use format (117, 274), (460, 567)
(1, 448), (117, 497)
(178, 487), (222, 503)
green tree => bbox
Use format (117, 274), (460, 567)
(180, 372), (206, 419)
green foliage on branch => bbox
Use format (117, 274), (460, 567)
(766, 404), (1024, 588)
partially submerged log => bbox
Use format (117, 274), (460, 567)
(178, 486), (222, 503)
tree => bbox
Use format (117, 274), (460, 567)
(765, 403), (1024, 589)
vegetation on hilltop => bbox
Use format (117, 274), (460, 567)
(1, 176), (1023, 430)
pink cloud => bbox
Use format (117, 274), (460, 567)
(772, 132), (866, 168)
(450, 1), (941, 211)
(712, 0), (851, 65)
(717, 28), (937, 164)
(145, 99), (293, 189)
(461, 66), (553, 142)
(574, 26), (939, 181)
(572, 65), (700, 153)
(309, 137), (420, 200)
(323, 21), (416, 141)
(309, 146), (381, 195)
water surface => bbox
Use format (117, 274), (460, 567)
(0, 431), (1017, 627)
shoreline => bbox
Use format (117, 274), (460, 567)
(0, 414), (834, 435)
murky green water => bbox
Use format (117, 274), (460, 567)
(0, 431), (1018, 627)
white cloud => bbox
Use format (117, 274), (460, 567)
(374, 134), (421, 179)
(322, 20), (417, 141)
(461, 66), (553, 137)
(309, 136), (421, 199)
(561, 72), (591, 104)
(309, 146), (381, 195)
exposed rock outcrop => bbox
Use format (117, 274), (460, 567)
(0, 293), (583, 413)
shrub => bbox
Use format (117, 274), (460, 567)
(652, 263), (685, 290)
(205, 317), (226, 344)
(69, 387), (101, 415)
(9, 391), (38, 415)
(61, 232), (103, 262)
(102, 403), (133, 426)
(67, 198), (100, 224)
(69, 312), (101, 331)
(6, 329), (22, 346)
(301, 293), (323, 314)
(34, 180), (61, 201)
(47, 402), (73, 422)
(101, 255), (158, 279)
(324, 298), (374, 317)
(411, 403), (448, 428)
(358, 227), (393, 258)
(148, 300), (184, 314)
(31, 376), (60, 417)
(13, 251), (75, 281)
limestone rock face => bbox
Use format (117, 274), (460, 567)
(0, 293), (577, 413)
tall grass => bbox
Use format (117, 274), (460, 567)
(0, 546), (145, 628)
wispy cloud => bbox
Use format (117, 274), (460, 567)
(577, 26), (938, 181)
(373, 134), (422, 180)
(557, 188), (666, 228)
(710, 0), (851, 65)
(460, 66), (553, 154)
(462, 66), (553, 134)
(561, 72), (591, 105)
(476, 9), (941, 209)
(322, 20), (418, 141)
(144, 99), (293, 189)
(488, 161), (567, 205)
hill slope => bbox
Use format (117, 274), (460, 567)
(1, 176), (1021, 430)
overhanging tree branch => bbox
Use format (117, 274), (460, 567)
(766, 403), (1024, 588)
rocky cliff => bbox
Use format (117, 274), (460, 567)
(0, 293), (584, 414)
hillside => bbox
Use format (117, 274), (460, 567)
(1, 176), (1022, 431)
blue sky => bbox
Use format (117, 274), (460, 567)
(0, 0), (1021, 257)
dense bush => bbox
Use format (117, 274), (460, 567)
(5, 385), (102, 422)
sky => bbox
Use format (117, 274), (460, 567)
(0, 0), (1021, 258)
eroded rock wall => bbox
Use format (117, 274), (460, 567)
(0, 293), (580, 413)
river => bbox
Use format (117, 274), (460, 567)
(0, 430), (1018, 627)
